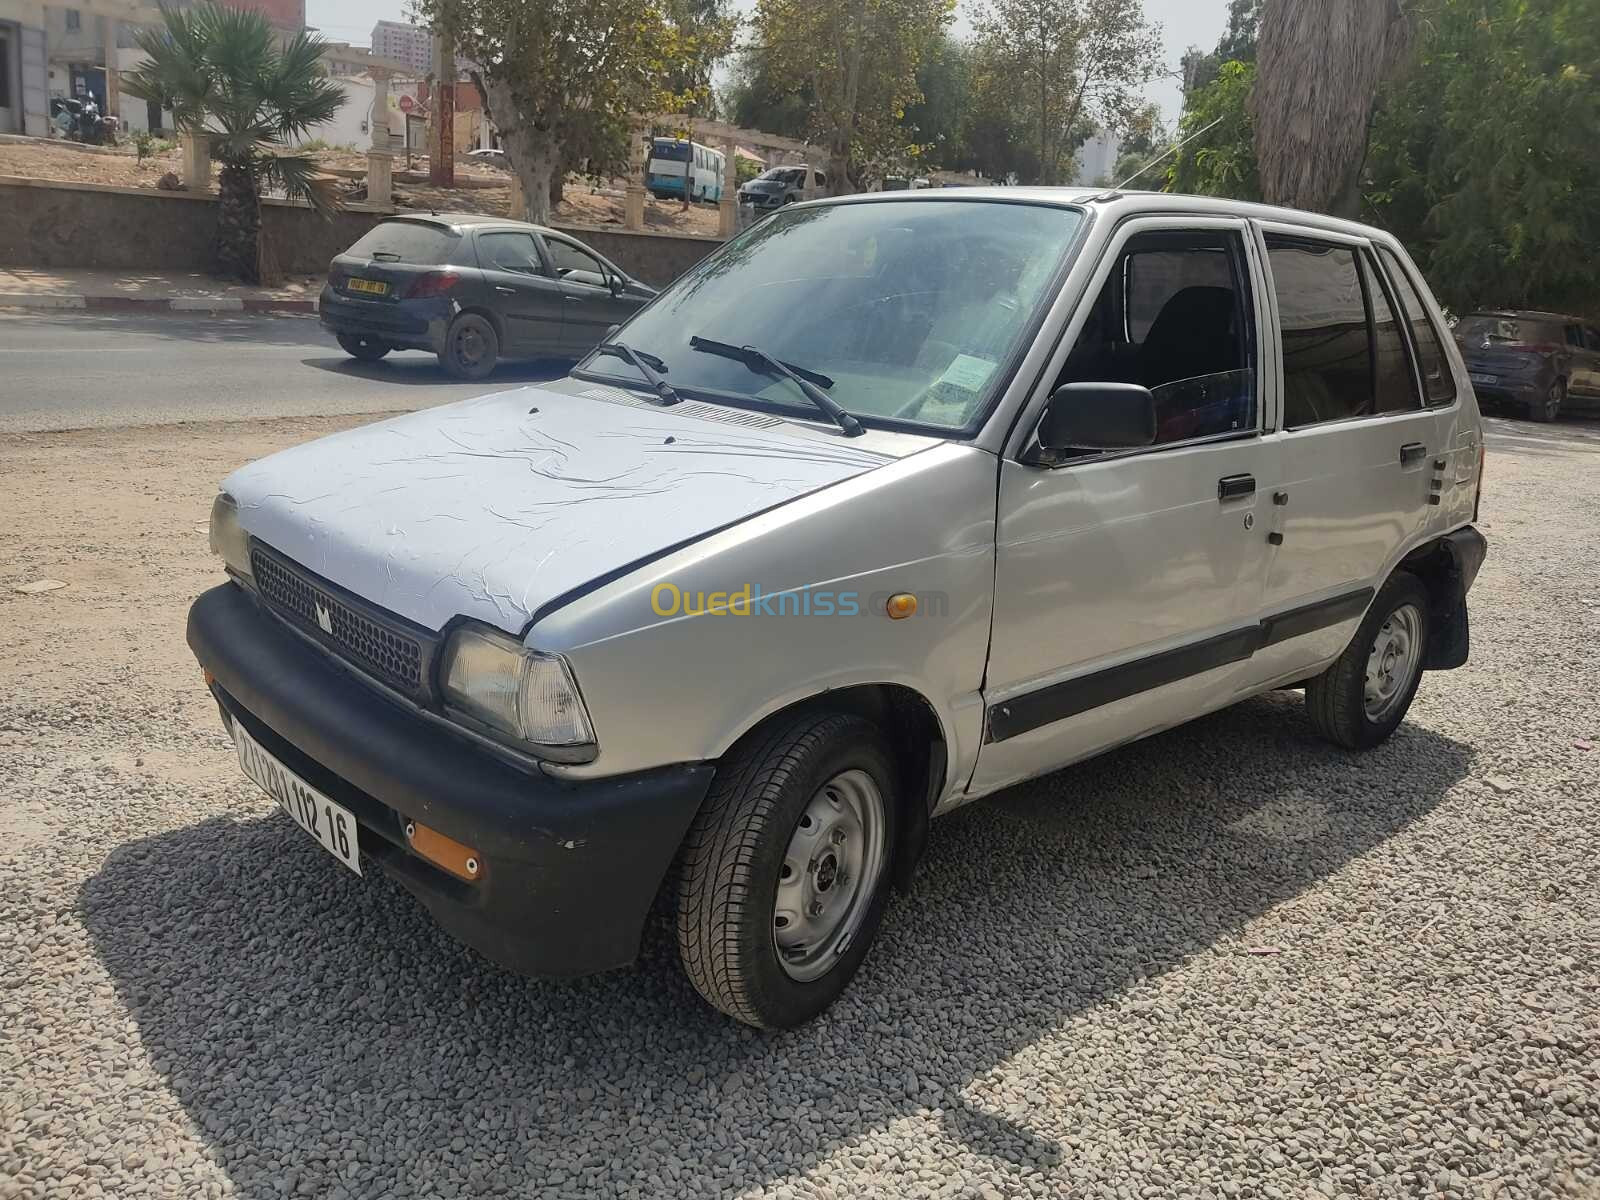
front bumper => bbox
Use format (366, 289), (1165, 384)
(738, 191), (783, 209)
(187, 583), (713, 977)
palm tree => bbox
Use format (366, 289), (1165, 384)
(123, 4), (345, 282)
(1252, 0), (1412, 217)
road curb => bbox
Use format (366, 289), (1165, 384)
(0, 292), (318, 314)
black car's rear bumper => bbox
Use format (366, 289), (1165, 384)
(187, 582), (713, 978)
(318, 287), (450, 354)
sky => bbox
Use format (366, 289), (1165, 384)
(305, 0), (1229, 128)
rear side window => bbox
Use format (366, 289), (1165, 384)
(1376, 247), (1456, 405)
(345, 221), (457, 264)
(1267, 238), (1374, 427)
(477, 231), (544, 276)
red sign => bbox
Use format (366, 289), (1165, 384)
(398, 95), (414, 113)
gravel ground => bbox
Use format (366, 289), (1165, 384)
(1, 413), (1597, 1200)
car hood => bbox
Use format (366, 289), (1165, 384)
(742, 180), (784, 192)
(224, 382), (896, 635)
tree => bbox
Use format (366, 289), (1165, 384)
(1252, 0), (1412, 216)
(1179, 0), (1260, 94)
(970, 0), (1163, 186)
(1108, 100), (1164, 185)
(1365, 0), (1600, 317)
(1165, 60), (1259, 198)
(724, 43), (814, 141)
(416, 0), (695, 225)
(753, 0), (955, 193)
(122, 3), (343, 283)
(902, 32), (972, 170)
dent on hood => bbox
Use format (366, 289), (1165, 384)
(223, 385), (891, 634)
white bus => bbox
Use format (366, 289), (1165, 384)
(646, 138), (726, 204)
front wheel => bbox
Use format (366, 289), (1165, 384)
(336, 332), (391, 362)
(1305, 571), (1431, 749)
(1529, 378), (1564, 423)
(438, 313), (498, 381)
(676, 712), (897, 1029)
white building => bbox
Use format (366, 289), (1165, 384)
(1074, 130), (1122, 187)
(369, 19), (432, 74)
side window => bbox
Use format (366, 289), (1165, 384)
(1376, 246), (1457, 406)
(545, 238), (607, 286)
(1565, 324), (1584, 348)
(1361, 251), (1421, 413)
(1056, 230), (1256, 446)
(477, 231), (544, 276)
(1267, 237), (1375, 427)
(1586, 327), (1600, 352)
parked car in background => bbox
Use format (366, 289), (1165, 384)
(1455, 309), (1600, 421)
(319, 215), (657, 380)
(737, 164), (827, 210)
(196, 190), (1485, 1030)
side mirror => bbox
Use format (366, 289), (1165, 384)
(608, 272), (626, 297)
(1035, 382), (1157, 457)
(603, 323), (621, 340)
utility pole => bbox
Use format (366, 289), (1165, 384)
(428, 29), (454, 186)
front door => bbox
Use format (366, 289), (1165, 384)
(472, 229), (566, 356)
(542, 235), (637, 356)
(1244, 228), (1443, 685)
(970, 218), (1276, 797)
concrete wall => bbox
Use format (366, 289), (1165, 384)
(0, 176), (724, 285)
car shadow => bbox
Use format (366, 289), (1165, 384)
(299, 354), (574, 387)
(79, 692), (1472, 1198)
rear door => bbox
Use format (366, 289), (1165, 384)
(472, 230), (566, 355)
(1243, 226), (1441, 686)
(1582, 327), (1600, 398)
(542, 235), (639, 356)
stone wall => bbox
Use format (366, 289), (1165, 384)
(0, 176), (723, 287)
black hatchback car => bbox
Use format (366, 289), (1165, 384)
(320, 215), (657, 380)
(1455, 309), (1600, 422)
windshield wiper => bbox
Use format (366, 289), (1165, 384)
(591, 341), (680, 405)
(688, 335), (862, 437)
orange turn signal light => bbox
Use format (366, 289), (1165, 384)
(404, 819), (483, 884)
(885, 593), (918, 620)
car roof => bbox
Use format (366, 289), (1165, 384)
(818, 187), (1404, 245)
(381, 212), (561, 237)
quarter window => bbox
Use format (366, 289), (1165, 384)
(1376, 246), (1456, 406)
(1267, 237), (1379, 427)
(1056, 230), (1256, 446)
(1362, 251), (1421, 413)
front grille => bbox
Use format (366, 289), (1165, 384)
(251, 547), (425, 694)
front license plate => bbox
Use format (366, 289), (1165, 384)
(347, 278), (388, 296)
(233, 722), (362, 876)
(1469, 373), (1497, 385)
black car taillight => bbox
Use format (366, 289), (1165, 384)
(406, 271), (461, 299)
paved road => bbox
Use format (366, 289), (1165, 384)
(0, 309), (566, 433)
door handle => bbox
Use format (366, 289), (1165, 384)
(494, 285), (515, 294)
(1218, 474), (1256, 501)
(1399, 442), (1427, 466)
(563, 295), (580, 303)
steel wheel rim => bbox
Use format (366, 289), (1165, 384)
(455, 324), (485, 366)
(1547, 383), (1562, 419)
(773, 768), (886, 983)
(1364, 602), (1423, 721)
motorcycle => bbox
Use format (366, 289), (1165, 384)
(50, 96), (118, 146)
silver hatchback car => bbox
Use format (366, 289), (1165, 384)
(190, 190), (1487, 1028)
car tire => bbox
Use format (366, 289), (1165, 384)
(438, 313), (498, 381)
(1305, 571), (1431, 750)
(336, 333), (391, 362)
(1528, 378), (1564, 422)
(676, 711), (898, 1029)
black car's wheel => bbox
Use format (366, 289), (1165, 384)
(1529, 378), (1564, 422)
(676, 711), (898, 1029)
(336, 333), (391, 362)
(1306, 571), (1431, 750)
(438, 313), (498, 381)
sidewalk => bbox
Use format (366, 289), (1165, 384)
(0, 268), (321, 313)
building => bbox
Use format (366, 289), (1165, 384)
(369, 19), (432, 74)
(1074, 130), (1122, 187)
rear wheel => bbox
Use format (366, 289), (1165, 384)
(336, 332), (391, 362)
(1306, 571), (1431, 749)
(676, 712), (897, 1029)
(1529, 378), (1564, 422)
(438, 313), (498, 381)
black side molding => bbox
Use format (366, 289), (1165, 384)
(986, 586), (1375, 744)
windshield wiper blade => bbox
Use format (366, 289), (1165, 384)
(688, 336), (862, 437)
(591, 341), (680, 405)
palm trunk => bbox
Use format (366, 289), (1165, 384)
(215, 161), (261, 283)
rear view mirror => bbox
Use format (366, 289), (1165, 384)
(1036, 382), (1157, 455)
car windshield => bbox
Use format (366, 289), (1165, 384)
(1457, 315), (1559, 345)
(585, 199), (1084, 433)
(345, 220), (458, 264)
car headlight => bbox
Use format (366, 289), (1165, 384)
(209, 493), (253, 580)
(440, 624), (595, 751)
